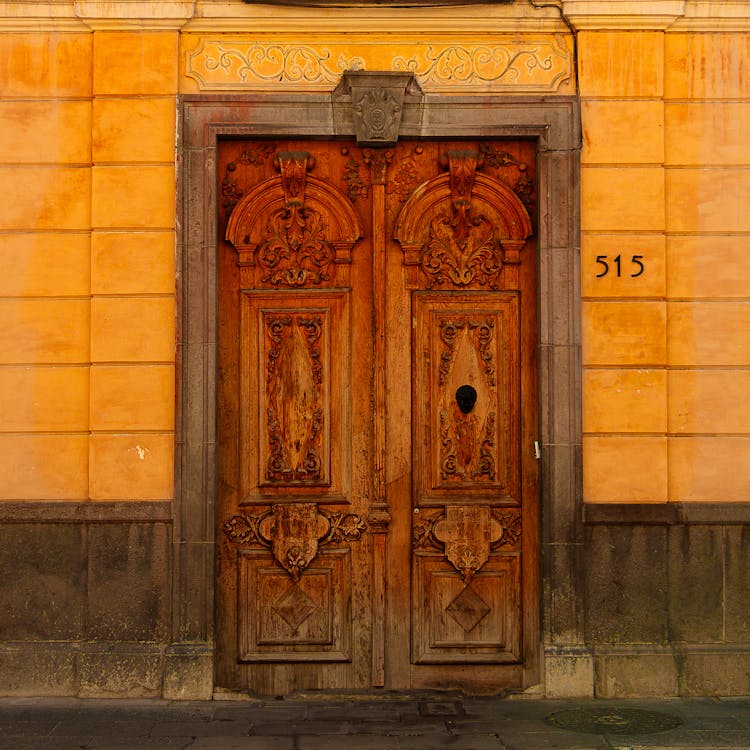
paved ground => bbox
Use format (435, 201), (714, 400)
(0, 692), (749, 750)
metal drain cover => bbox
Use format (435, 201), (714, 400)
(546, 707), (682, 735)
(418, 700), (464, 716)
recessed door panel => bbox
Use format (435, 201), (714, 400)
(413, 293), (520, 505)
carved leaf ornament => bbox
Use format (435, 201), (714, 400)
(225, 150), (362, 287)
(394, 151), (532, 289)
(225, 504), (368, 581)
(413, 506), (521, 581)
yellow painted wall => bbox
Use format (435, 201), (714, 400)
(0, 23), (177, 501)
(580, 27), (750, 503)
(0, 1), (748, 506)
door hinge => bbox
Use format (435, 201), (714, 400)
(534, 441), (541, 460)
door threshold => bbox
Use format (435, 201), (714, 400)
(289, 688), (466, 702)
(212, 686), (470, 702)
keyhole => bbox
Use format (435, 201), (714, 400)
(455, 385), (477, 414)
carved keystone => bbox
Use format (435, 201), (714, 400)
(343, 71), (415, 148)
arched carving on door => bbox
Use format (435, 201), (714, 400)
(394, 151), (533, 290)
(226, 150), (362, 288)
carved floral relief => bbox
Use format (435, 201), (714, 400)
(412, 505), (521, 581)
(225, 504), (367, 581)
(225, 150), (362, 289)
(394, 151), (533, 291)
(438, 316), (497, 483)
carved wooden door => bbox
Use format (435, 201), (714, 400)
(217, 140), (539, 695)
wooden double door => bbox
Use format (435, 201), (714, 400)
(216, 138), (539, 695)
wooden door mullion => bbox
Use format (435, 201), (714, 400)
(364, 147), (392, 687)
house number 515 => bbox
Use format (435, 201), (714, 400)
(595, 254), (645, 278)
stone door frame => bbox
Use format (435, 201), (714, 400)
(175, 90), (584, 696)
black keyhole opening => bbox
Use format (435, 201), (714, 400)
(455, 385), (477, 414)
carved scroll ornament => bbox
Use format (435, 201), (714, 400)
(225, 150), (362, 288)
(225, 504), (367, 581)
(394, 151), (533, 290)
(413, 506), (521, 581)
(438, 317), (497, 483)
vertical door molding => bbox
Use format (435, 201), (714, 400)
(176, 90), (584, 697)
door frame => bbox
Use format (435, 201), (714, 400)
(174, 89), (584, 696)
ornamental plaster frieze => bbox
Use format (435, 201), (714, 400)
(183, 36), (574, 94)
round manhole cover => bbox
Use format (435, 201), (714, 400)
(546, 707), (682, 735)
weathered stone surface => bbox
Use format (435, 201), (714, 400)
(78, 650), (162, 698)
(584, 525), (668, 645)
(86, 522), (171, 641)
(545, 646), (594, 698)
(594, 650), (679, 698)
(0, 524), (86, 640)
(0, 646), (76, 696)
(667, 525), (723, 643)
(677, 650), (750, 697)
(725, 526), (750, 643)
(163, 647), (214, 700)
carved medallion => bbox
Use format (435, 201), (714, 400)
(259, 504), (327, 581)
(413, 506), (522, 560)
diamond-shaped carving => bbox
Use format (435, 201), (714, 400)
(272, 584), (318, 632)
(446, 584), (490, 633)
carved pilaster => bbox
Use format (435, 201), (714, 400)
(363, 148), (394, 186)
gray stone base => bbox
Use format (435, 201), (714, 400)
(0, 642), (214, 699)
(544, 646), (594, 698)
(582, 510), (750, 698)
(593, 645), (750, 698)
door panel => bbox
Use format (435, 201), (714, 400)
(217, 138), (538, 694)
(412, 293), (520, 504)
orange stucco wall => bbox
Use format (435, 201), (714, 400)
(0, 1), (748, 505)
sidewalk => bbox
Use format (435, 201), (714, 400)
(1, 692), (749, 750)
